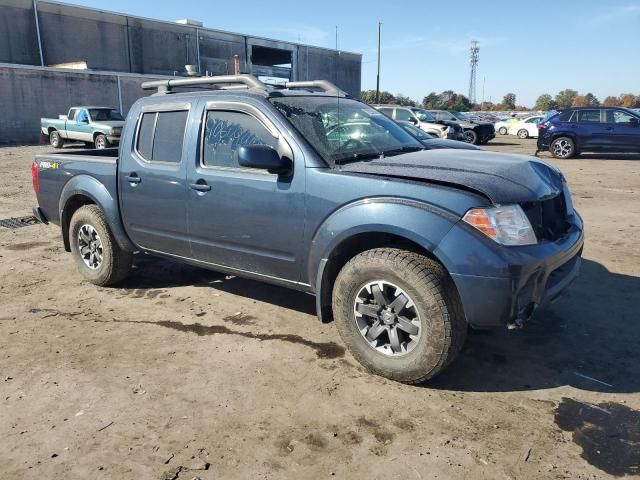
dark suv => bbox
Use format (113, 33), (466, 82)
(538, 107), (640, 159)
(427, 110), (496, 145)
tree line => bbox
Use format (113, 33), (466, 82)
(361, 89), (640, 111)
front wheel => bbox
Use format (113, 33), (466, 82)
(94, 134), (110, 150)
(550, 136), (576, 159)
(332, 248), (467, 384)
(463, 129), (478, 144)
(517, 129), (529, 139)
(49, 130), (64, 149)
(498, 127), (508, 135)
(69, 205), (132, 286)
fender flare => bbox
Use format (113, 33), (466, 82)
(307, 198), (459, 321)
(58, 175), (135, 252)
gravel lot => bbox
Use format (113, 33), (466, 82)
(1, 138), (639, 479)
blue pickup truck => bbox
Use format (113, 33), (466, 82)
(31, 75), (584, 383)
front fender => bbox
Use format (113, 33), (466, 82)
(307, 197), (459, 288)
(59, 175), (135, 252)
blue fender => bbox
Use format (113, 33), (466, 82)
(307, 198), (460, 322)
(58, 175), (136, 252)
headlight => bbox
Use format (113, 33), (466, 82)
(110, 127), (122, 135)
(463, 204), (537, 246)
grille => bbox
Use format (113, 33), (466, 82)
(520, 194), (570, 242)
(0, 216), (39, 230)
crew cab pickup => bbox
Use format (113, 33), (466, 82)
(41, 106), (125, 149)
(32, 75), (584, 383)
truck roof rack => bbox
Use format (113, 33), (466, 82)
(141, 74), (266, 94)
(141, 74), (347, 97)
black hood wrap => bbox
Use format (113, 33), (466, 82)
(338, 149), (565, 204)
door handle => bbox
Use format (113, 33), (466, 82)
(125, 174), (141, 184)
(190, 182), (211, 192)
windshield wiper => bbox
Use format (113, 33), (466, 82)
(380, 146), (424, 157)
(333, 151), (382, 164)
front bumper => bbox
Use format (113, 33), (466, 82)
(435, 213), (584, 328)
(107, 136), (120, 145)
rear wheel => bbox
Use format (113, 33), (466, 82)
(551, 136), (576, 159)
(332, 248), (467, 384)
(94, 134), (110, 150)
(49, 130), (64, 149)
(517, 128), (529, 139)
(69, 205), (132, 286)
(463, 129), (478, 144)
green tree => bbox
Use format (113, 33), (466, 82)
(360, 90), (395, 104)
(395, 94), (416, 107)
(554, 89), (579, 109)
(584, 93), (600, 106)
(422, 92), (439, 109)
(502, 93), (516, 109)
(534, 93), (556, 111)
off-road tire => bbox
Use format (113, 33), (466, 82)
(94, 134), (110, 150)
(550, 136), (576, 159)
(332, 248), (467, 384)
(464, 129), (478, 144)
(69, 205), (132, 286)
(50, 130), (64, 149)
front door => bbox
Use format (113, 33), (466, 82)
(66, 108), (93, 142)
(118, 104), (191, 257)
(186, 100), (305, 282)
(604, 109), (640, 151)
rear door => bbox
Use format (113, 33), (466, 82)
(185, 99), (305, 281)
(118, 102), (191, 257)
(604, 109), (640, 151)
(574, 109), (604, 149)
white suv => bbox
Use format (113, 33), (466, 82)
(373, 105), (465, 140)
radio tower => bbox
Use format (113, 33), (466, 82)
(468, 40), (479, 104)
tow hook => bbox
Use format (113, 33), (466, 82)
(507, 303), (538, 330)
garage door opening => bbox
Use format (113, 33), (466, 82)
(250, 45), (293, 81)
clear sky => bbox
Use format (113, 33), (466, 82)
(62, 0), (640, 107)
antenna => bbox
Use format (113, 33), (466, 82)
(468, 40), (479, 104)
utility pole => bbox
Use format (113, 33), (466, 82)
(375, 22), (382, 104)
(468, 40), (479, 104)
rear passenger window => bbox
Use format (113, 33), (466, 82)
(202, 110), (277, 169)
(378, 108), (393, 117)
(136, 110), (188, 163)
(558, 111), (575, 122)
(577, 110), (601, 123)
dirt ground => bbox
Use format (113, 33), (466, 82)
(1, 138), (639, 479)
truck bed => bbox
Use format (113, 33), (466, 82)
(34, 148), (119, 226)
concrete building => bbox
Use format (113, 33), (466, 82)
(0, 0), (362, 143)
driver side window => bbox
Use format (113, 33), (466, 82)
(394, 109), (414, 122)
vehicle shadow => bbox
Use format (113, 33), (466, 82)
(119, 253), (317, 316)
(429, 259), (640, 393)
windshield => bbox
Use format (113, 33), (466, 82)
(411, 108), (436, 122)
(270, 96), (423, 164)
(450, 111), (469, 121)
(89, 109), (124, 121)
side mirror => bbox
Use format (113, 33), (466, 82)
(409, 117), (418, 125)
(237, 145), (291, 175)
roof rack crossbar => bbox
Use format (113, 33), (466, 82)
(283, 80), (347, 96)
(141, 74), (266, 94)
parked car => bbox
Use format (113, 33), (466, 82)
(397, 121), (481, 150)
(373, 105), (466, 141)
(537, 107), (640, 159)
(41, 107), (125, 149)
(32, 75), (584, 384)
(509, 115), (544, 139)
(427, 110), (495, 145)
(494, 118), (518, 135)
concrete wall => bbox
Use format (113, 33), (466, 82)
(0, 0), (362, 96)
(0, 65), (164, 144)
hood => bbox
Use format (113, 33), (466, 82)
(338, 149), (564, 204)
(422, 138), (481, 151)
(93, 120), (125, 129)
